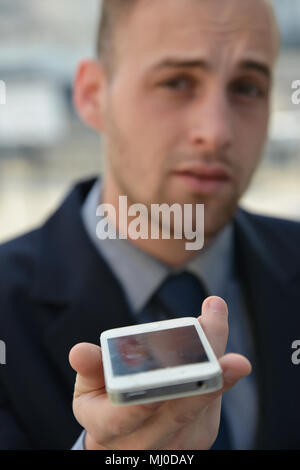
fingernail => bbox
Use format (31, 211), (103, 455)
(208, 297), (226, 314)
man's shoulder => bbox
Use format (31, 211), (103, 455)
(235, 208), (300, 276)
(0, 178), (96, 281)
(0, 228), (41, 284)
(244, 209), (300, 230)
(237, 208), (300, 248)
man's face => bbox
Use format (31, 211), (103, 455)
(100, 0), (279, 239)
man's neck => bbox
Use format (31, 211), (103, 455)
(101, 177), (216, 268)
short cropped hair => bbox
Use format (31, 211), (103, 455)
(96, 0), (278, 66)
(96, 0), (138, 61)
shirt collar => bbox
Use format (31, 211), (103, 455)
(81, 179), (233, 313)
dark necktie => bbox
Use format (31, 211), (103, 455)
(139, 271), (207, 322)
(139, 270), (231, 450)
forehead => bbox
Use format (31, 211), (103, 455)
(114, 0), (279, 72)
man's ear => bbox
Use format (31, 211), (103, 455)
(73, 59), (107, 132)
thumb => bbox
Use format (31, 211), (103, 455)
(219, 352), (252, 393)
(69, 342), (106, 397)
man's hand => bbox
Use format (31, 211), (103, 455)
(69, 296), (251, 450)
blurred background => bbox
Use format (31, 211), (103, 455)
(0, 0), (299, 243)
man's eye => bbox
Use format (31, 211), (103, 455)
(231, 81), (266, 99)
(161, 77), (194, 91)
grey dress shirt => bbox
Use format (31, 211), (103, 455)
(72, 180), (258, 450)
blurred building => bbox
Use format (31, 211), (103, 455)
(0, 0), (100, 150)
(272, 0), (300, 45)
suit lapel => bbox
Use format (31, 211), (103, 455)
(42, 264), (136, 394)
(31, 179), (136, 394)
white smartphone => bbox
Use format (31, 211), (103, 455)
(100, 317), (223, 405)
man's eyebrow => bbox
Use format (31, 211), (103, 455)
(148, 57), (272, 79)
(238, 60), (272, 79)
(148, 58), (211, 71)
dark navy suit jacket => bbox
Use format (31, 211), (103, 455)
(0, 179), (300, 449)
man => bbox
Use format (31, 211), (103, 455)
(0, 0), (299, 450)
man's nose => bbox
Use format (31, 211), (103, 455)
(188, 89), (234, 154)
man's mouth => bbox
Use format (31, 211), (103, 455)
(171, 164), (232, 195)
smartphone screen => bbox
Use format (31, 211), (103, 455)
(108, 325), (209, 376)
